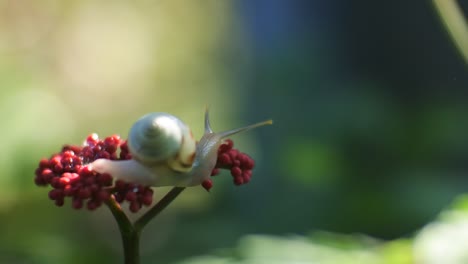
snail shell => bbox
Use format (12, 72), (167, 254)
(128, 113), (196, 172)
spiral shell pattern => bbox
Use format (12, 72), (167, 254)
(128, 113), (196, 171)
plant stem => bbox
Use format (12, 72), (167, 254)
(122, 228), (140, 264)
(105, 197), (139, 264)
(106, 187), (186, 264)
(135, 187), (186, 232)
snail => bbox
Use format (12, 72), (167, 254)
(89, 108), (272, 187)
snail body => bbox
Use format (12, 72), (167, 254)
(90, 109), (272, 187)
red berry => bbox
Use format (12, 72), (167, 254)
(55, 198), (65, 207)
(78, 188), (92, 199)
(115, 180), (127, 190)
(234, 176), (244, 186)
(50, 177), (61, 188)
(63, 185), (74, 196)
(96, 151), (111, 159)
(53, 163), (63, 173)
(50, 156), (61, 166)
(129, 202), (141, 213)
(87, 200), (99, 210)
(97, 173), (113, 186)
(48, 189), (63, 200)
(202, 179), (213, 191)
(231, 167), (242, 177)
(228, 150), (238, 160)
(81, 165), (93, 174)
(211, 168), (220, 176)
(125, 192), (137, 202)
(97, 190), (110, 201)
(34, 176), (46, 186)
(218, 153), (232, 165)
(242, 171), (252, 183)
(141, 193), (153, 206)
(40, 169), (54, 182)
(86, 134), (99, 145)
(72, 198), (83, 209)
(39, 158), (49, 169)
(59, 177), (70, 186)
(89, 184), (99, 192)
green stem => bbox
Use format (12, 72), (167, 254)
(105, 197), (139, 264)
(135, 187), (186, 232)
(106, 187), (186, 264)
(122, 228), (140, 264)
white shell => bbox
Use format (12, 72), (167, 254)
(128, 113), (196, 172)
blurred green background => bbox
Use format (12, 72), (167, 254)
(0, 0), (467, 263)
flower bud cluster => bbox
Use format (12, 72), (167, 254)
(35, 135), (257, 208)
(34, 134), (153, 212)
(202, 139), (255, 191)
